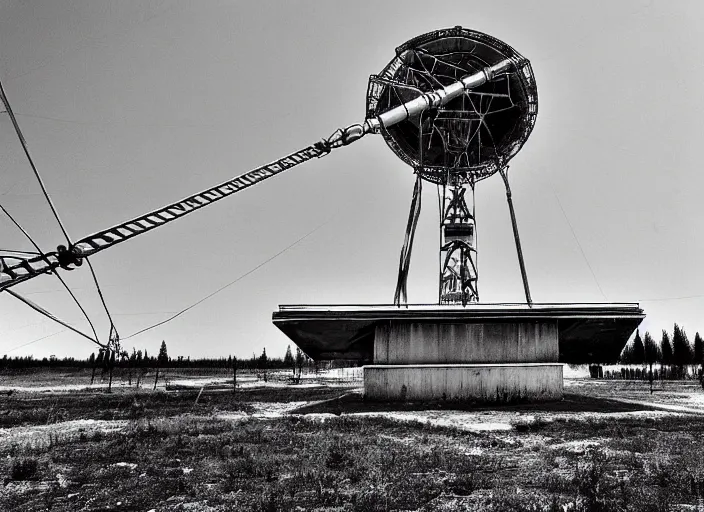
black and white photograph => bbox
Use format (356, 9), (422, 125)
(1, 1), (703, 510)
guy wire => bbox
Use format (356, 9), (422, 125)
(1, 74), (116, 345)
(0, 76), (72, 246)
(124, 214), (336, 340)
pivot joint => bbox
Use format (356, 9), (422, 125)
(56, 245), (83, 270)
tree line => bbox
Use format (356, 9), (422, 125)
(618, 324), (704, 380)
(1, 341), (313, 372)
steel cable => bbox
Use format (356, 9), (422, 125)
(85, 257), (118, 342)
(123, 214), (335, 340)
(4, 329), (68, 354)
(0, 77), (72, 245)
(1, 76), (117, 345)
(6, 289), (101, 347)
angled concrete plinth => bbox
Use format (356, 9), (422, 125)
(272, 303), (645, 364)
(364, 363), (563, 402)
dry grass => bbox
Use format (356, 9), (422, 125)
(1, 371), (704, 510)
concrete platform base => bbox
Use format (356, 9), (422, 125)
(364, 363), (563, 403)
(273, 303), (645, 364)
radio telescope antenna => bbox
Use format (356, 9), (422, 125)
(366, 26), (538, 305)
(0, 25), (534, 344)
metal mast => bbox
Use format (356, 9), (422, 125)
(439, 180), (478, 305)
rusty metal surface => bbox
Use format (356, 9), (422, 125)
(272, 303), (644, 364)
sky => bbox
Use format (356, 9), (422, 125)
(1, 0), (703, 359)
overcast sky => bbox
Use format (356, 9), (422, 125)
(1, 0), (703, 359)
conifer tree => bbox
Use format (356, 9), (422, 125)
(644, 332), (658, 366)
(632, 330), (645, 364)
(661, 329), (673, 368)
(258, 348), (268, 369)
(694, 332), (704, 388)
(158, 341), (169, 364)
(672, 323), (692, 368)
(618, 343), (633, 364)
(643, 331), (658, 391)
(694, 333), (703, 367)
(283, 345), (294, 368)
(153, 342), (168, 391)
(258, 348), (268, 382)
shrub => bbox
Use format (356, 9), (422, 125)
(10, 457), (38, 481)
(541, 472), (572, 493)
(257, 491), (283, 512)
(490, 488), (561, 512)
(353, 487), (387, 512)
(225, 451), (256, 479)
(447, 472), (476, 495)
(325, 441), (351, 470)
(574, 450), (607, 509)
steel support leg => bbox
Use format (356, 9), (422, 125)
(499, 168), (532, 306)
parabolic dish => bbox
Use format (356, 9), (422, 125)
(366, 26), (538, 184)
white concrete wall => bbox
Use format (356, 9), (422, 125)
(364, 363), (563, 402)
(373, 321), (559, 364)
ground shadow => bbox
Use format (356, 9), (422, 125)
(291, 392), (660, 415)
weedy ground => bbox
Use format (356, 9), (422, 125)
(1, 370), (704, 511)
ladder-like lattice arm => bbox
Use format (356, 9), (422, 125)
(0, 252), (62, 291)
(73, 144), (326, 258)
(0, 141), (332, 292)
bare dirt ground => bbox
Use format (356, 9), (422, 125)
(1, 367), (704, 511)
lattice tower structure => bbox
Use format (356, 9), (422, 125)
(366, 26), (537, 305)
(440, 182), (477, 304)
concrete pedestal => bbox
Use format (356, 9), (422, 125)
(273, 303), (645, 403)
(367, 319), (562, 402)
(374, 321), (558, 364)
(364, 363), (563, 402)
